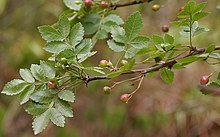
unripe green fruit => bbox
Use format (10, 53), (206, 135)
(120, 93), (130, 103)
(99, 60), (108, 67)
(103, 86), (111, 94)
(152, 4), (161, 11)
(200, 76), (209, 85)
(75, 0), (81, 5)
(121, 60), (128, 66)
(47, 81), (57, 89)
(161, 25), (169, 33)
(100, 1), (109, 8)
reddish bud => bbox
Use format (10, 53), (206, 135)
(179, 7), (184, 12)
(100, 1), (109, 8)
(84, 0), (93, 7)
(152, 4), (161, 11)
(121, 60), (128, 66)
(200, 76), (210, 85)
(47, 81), (57, 89)
(161, 25), (169, 33)
(99, 60), (108, 67)
(120, 93), (130, 103)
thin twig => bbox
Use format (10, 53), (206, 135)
(110, 0), (154, 10)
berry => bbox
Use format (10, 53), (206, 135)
(103, 86), (111, 94)
(161, 25), (169, 33)
(120, 93), (130, 103)
(121, 60), (128, 66)
(84, 0), (93, 7)
(152, 4), (161, 12)
(99, 60), (108, 67)
(47, 81), (57, 89)
(100, 1), (109, 8)
(179, 7), (184, 12)
(75, 0), (81, 5)
(200, 76), (209, 85)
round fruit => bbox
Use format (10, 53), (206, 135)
(84, 0), (93, 7)
(48, 81), (57, 89)
(161, 25), (169, 33)
(200, 76), (209, 85)
(152, 4), (161, 11)
(100, 1), (109, 8)
(179, 7), (184, 12)
(75, 0), (81, 5)
(120, 93), (130, 103)
(103, 86), (111, 94)
(121, 60), (128, 66)
(99, 60), (108, 67)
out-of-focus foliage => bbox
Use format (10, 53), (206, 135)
(0, 0), (220, 137)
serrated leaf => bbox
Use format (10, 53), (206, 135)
(193, 12), (209, 21)
(19, 69), (35, 83)
(205, 44), (215, 53)
(107, 71), (122, 79)
(30, 64), (46, 82)
(2, 79), (28, 95)
(107, 40), (124, 52)
(152, 35), (164, 44)
(78, 51), (97, 63)
(81, 14), (101, 35)
(84, 67), (105, 75)
(96, 29), (108, 40)
(110, 26), (126, 43)
(58, 14), (70, 38)
(125, 47), (139, 59)
(58, 90), (75, 102)
(164, 34), (174, 44)
(103, 14), (124, 25)
(20, 84), (35, 105)
(76, 39), (92, 56)
(63, 0), (82, 10)
(32, 109), (51, 135)
(209, 53), (220, 59)
(56, 49), (75, 59)
(55, 99), (73, 117)
(160, 69), (174, 84)
(193, 27), (209, 36)
(177, 56), (201, 66)
(44, 41), (69, 54)
(193, 2), (207, 14)
(124, 11), (143, 40)
(24, 102), (49, 116)
(40, 61), (56, 79)
(129, 36), (149, 49)
(50, 108), (65, 127)
(69, 23), (84, 47)
(38, 25), (64, 42)
(30, 90), (53, 103)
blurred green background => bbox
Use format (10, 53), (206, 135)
(0, 0), (220, 137)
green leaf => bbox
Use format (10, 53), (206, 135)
(164, 34), (174, 44)
(177, 56), (201, 66)
(124, 11), (143, 40)
(58, 90), (75, 102)
(81, 14), (101, 35)
(103, 14), (124, 25)
(75, 39), (92, 56)
(110, 26), (126, 43)
(152, 35), (164, 44)
(69, 23), (84, 47)
(30, 89), (53, 103)
(63, 0), (82, 10)
(32, 109), (51, 135)
(193, 27), (209, 36)
(193, 2), (207, 14)
(78, 51), (97, 63)
(125, 47), (139, 59)
(160, 69), (174, 84)
(120, 59), (135, 71)
(58, 14), (70, 38)
(24, 102), (49, 116)
(107, 40), (124, 52)
(40, 61), (56, 79)
(209, 53), (220, 59)
(107, 71), (122, 79)
(30, 64), (46, 82)
(84, 67), (105, 75)
(55, 99), (73, 117)
(50, 108), (65, 127)
(56, 49), (75, 59)
(44, 41), (68, 54)
(38, 25), (64, 42)
(129, 36), (149, 49)
(19, 69), (35, 83)
(205, 44), (216, 53)
(20, 84), (35, 105)
(193, 12), (209, 21)
(2, 79), (28, 95)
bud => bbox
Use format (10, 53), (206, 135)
(121, 60), (128, 66)
(103, 86), (111, 94)
(152, 4), (161, 12)
(200, 76), (209, 85)
(47, 81), (57, 89)
(161, 25), (169, 33)
(100, 1), (109, 8)
(120, 93), (130, 103)
(75, 0), (81, 5)
(99, 60), (108, 67)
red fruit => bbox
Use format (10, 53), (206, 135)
(161, 25), (169, 33)
(152, 4), (161, 11)
(120, 94), (130, 103)
(47, 81), (57, 89)
(99, 60), (108, 67)
(200, 76), (209, 85)
(179, 7), (184, 12)
(84, 0), (93, 7)
(100, 1), (109, 8)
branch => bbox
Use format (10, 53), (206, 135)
(198, 85), (220, 95)
(87, 46), (220, 84)
(110, 0), (154, 10)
